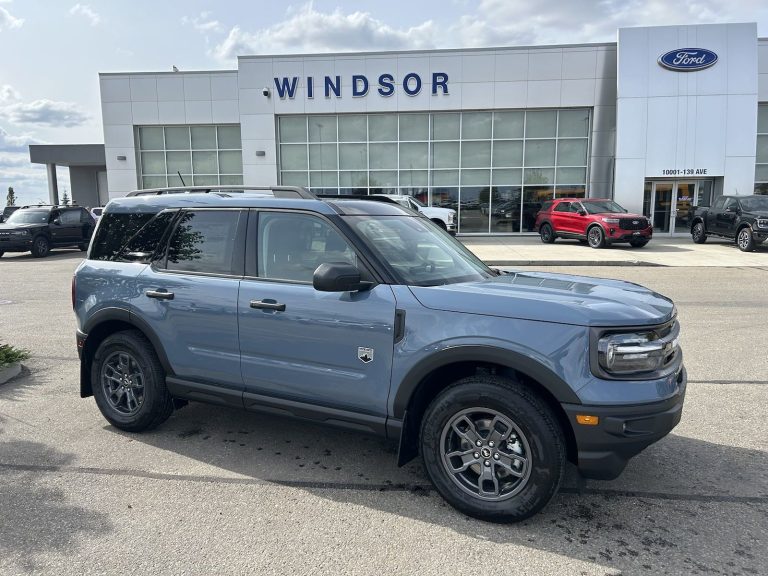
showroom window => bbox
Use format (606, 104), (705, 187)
(137, 125), (243, 189)
(757, 105), (768, 195)
(277, 110), (591, 233)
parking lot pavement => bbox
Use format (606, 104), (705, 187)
(1, 253), (767, 575)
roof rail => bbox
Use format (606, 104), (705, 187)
(126, 185), (317, 200)
(316, 194), (400, 204)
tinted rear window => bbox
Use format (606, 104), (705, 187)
(89, 212), (174, 261)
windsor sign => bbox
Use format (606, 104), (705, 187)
(657, 48), (718, 72)
(273, 72), (449, 99)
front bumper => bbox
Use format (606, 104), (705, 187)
(606, 227), (653, 243)
(0, 237), (34, 252)
(562, 366), (686, 480)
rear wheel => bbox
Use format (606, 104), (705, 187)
(0, 251), (4, 258)
(691, 222), (707, 244)
(587, 225), (606, 249)
(420, 376), (566, 522)
(629, 238), (648, 248)
(78, 243), (88, 251)
(31, 235), (49, 258)
(539, 223), (555, 244)
(737, 227), (755, 252)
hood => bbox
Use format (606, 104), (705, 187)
(421, 206), (456, 216)
(744, 210), (768, 218)
(594, 212), (646, 220)
(0, 222), (46, 231)
(409, 271), (675, 327)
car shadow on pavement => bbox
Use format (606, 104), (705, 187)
(118, 402), (767, 575)
(0, 250), (85, 262)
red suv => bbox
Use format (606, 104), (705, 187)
(534, 198), (653, 248)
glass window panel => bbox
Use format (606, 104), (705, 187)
(523, 186), (554, 231)
(339, 171), (368, 187)
(281, 172), (309, 186)
(369, 143), (397, 169)
(142, 176), (167, 189)
(558, 109), (590, 137)
(220, 175), (244, 185)
(458, 187), (489, 233)
(524, 168), (555, 185)
(309, 144), (338, 170)
(492, 168), (522, 185)
(433, 170), (459, 186)
(524, 140), (556, 166)
(339, 188), (368, 196)
(556, 167), (587, 184)
(399, 170), (428, 187)
(310, 171), (339, 187)
(166, 210), (240, 275)
(166, 151), (191, 174)
(557, 139), (588, 166)
(219, 151), (243, 174)
(279, 117), (307, 143)
(756, 165), (768, 181)
(192, 151), (217, 174)
(757, 135), (768, 164)
(492, 141), (523, 167)
(432, 187), (458, 210)
(191, 126), (217, 149)
(758, 106), (768, 134)
(308, 116), (337, 142)
(432, 142), (460, 169)
(399, 114), (429, 140)
(756, 183), (768, 194)
(164, 127), (189, 150)
(280, 144), (308, 170)
(339, 143), (368, 170)
(462, 112), (492, 139)
(338, 115), (367, 142)
(461, 141), (491, 168)
(493, 112), (524, 139)
(490, 187), (522, 233)
(369, 115), (397, 141)
(432, 113), (460, 140)
(399, 142), (428, 169)
(526, 111), (557, 138)
(217, 125), (242, 149)
(555, 186), (586, 198)
(167, 174), (192, 187)
(369, 171), (398, 187)
(141, 152), (166, 174)
(193, 175), (219, 185)
(461, 170), (490, 186)
(139, 127), (164, 150)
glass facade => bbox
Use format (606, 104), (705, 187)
(757, 105), (768, 195)
(278, 110), (591, 233)
(137, 125), (243, 189)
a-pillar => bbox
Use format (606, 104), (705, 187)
(46, 163), (59, 204)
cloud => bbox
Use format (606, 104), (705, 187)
(212, 4), (437, 62)
(0, 4), (23, 30)
(69, 3), (100, 26)
(2, 99), (89, 128)
(182, 11), (223, 33)
(0, 84), (20, 103)
(0, 125), (41, 153)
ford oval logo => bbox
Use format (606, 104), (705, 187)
(658, 48), (718, 72)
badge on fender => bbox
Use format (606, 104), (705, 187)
(358, 347), (374, 363)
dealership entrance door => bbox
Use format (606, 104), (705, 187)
(643, 180), (713, 235)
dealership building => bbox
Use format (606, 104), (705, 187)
(31, 22), (768, 235)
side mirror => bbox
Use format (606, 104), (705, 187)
(53, 218), (62, 225)
(725, 206), (736, 213)
(578, 210), (587, 216)
(313, 262), (372, 292)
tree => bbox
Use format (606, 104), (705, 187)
(61, 191), (70, 206)
(6, 186), (16, 206)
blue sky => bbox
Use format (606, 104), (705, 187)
(1, 0), (767, 205)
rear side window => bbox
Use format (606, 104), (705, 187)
(539, 201), (554, 213)
(90, 212), (160, 261)
(554, 202), (571, 212)
(165, 210), (243, 275)
(60, 210), (81, 225)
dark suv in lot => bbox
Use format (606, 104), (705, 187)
(73, 186), (686, 522)
(0, 205), (95, 258)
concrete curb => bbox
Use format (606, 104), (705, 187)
(0, 362), (22, 385)
(485, 260), (664, 267)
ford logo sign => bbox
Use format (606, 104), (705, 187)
(658, 48), (718, 72)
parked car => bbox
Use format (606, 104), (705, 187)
(535, 198), (653, 248)
(74, 185), (686, 522)
(1, 206), (19, 223)
(0, 205), (95, 258)
(690, 195), (768, 252)
(371, 194), (457, 234)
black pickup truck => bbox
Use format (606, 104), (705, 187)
(690, 195), (768, 251)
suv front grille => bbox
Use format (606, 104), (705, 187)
(619, 218), (648, 230)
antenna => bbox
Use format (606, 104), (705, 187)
(177, 171), (187, 186)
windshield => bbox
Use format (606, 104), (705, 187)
(347, 215), (493, 286)
(581, 200), (627, 214)
(6, 210), (49, 224)
(740, 196), (768, 212)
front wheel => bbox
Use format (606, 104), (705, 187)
(737, 227), (755, 252)
(587, 225), (606, 249)
(691, 222), (707, 244)
(629, 238), (648, 248)
(31, 235), (49, 258)
(539, 223), (555, 244)
(431, 219), (448, 231)
(420, 376), (566, 523)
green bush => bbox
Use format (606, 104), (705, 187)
(0, 344), (29, 368)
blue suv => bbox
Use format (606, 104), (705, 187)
(73, 186), (686, 522)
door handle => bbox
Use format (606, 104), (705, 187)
(146, 289), (174, 300)
(250, 299), (286, 311)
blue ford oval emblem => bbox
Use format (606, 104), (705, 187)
(658, 48), (718, 72)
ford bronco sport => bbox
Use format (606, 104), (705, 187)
(74, 186), (686, 522)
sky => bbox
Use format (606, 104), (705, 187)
(1, 0), (767, 206)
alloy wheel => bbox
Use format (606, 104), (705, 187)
(100, 351), (145, 415)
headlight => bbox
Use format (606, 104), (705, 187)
(757, 219), (768, 229)
(601, 217), (620, 223)
(597, 327), (679, 376)
(10, 230), (29, 236)
(448, 212), (455, 223)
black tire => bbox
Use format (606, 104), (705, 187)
(420, 375), (566, 523)
(587, 225), (606, 249)
(691, 221), (707, 244)
(31, 235), (50, 258)
(629, 238), (648, 248)
(431, 219), (448, 231)
(539, 223), (556, 244)
(0, 251), (4, 258)
(78, 243), (88, 251)
(737, 227), (755, 252)
(91, 330), (174, 432)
